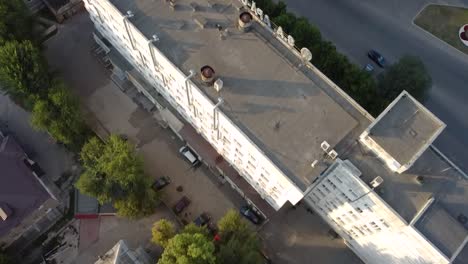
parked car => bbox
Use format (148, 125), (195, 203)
(207, 221), (218, 236)
(367, 49), (385, 68)
(179, 145), (200, 167)
(194, 212), (211, 227)
(240, 206), (261, 225)
(152, 176), (171, 191)
(173, 196), (191, 214)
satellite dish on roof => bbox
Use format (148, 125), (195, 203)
(300, 47), (312, 62)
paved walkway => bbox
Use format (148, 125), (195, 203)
(78, 218), (100, 251)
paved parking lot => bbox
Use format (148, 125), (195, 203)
(44, 11), (362, 264)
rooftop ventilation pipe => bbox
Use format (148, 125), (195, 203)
(213, 98), (224, 139)
(238, 11), (253, 32)
(200, 65), (215, 85)
(185, 70), (196, 112)
(123, 10), (136, 49)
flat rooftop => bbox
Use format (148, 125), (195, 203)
(368, 92), (445, 166)
(346, 142), (468, 258)
(0, 135), (51, 237)
(110, 0), (370, 190)
(415, 204), (468, 258)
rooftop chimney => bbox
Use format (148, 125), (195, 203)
(200, 65), (215, 85)
(238, 11), (253, 32)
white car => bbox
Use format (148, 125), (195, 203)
(179, 146), (200, 166)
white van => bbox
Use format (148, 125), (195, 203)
(179, 146), (200, 166)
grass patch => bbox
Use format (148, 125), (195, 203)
(414, 4), (468, 55)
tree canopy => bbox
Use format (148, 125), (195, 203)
(0, 0), (37, 45)
(31, 78), (87, 150)
(216, 209), (263, 264)
(158, 224), (216, 264)
(0, 40), (49, 107)
(0, 253), (10, 264)
(378, 55), (431, 104)
(75, 135), (159, 218)
(152, 219), (176, 248)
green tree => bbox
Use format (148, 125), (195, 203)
(76, 135), (159, 218)
(152, 219), (176, 248)
(0, 0), (37, 45)
(216, 210), (263, 264)
(0, 253), (10, 264)
(0, 40), (49, 107)
(31, 78), (87, 150)
(272, 12), (297, 32)
(158, 224), (216, 264)
(291, 17), (322, 50)
(378, 55), (431, 104)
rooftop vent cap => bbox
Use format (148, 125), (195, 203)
(238, 11), (253, 32)
(370, 176), (384, 188)
(214, 78), (223, 92)
(311, 160), (319, 168)
(415, 175), (424, 185)
(200, 65), (215, 85)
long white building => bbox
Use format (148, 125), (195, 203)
(83, 0), (468, 263)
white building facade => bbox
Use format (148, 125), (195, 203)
(83, 0), (304, 210)
(304, 159), (449, 264)
(82, 1), (462, 263)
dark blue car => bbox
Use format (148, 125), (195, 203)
(367, 50), (385, 68)
(240, 206), (261, 225)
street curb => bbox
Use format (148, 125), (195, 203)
(412, 3), (468, 61)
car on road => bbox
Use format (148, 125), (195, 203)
(152, 176), (171, 191)
(194, 212), (211, 227)
(173, 196), (191, 214)
(240, 206), (261, 225)
(367, 49), (385, 68)
(179, 145), (200, 167)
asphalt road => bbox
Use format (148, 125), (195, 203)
(281, 0), (468, 171)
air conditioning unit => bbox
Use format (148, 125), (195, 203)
(370, 176), (384, 188)
(214, 78), (223, 92)
(321, 141), (330, 152)
(328, 149), (338, 160)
